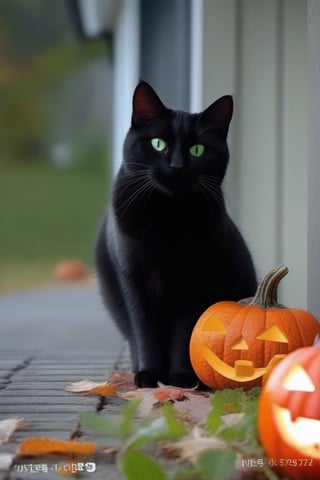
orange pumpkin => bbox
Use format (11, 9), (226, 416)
(190, 265), (320, 389)
(54, 259), (88, 281)
(258, 338), (320, 479)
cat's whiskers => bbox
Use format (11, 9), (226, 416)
(114, 170), (152, 197)
(195, 174), (225, 210)
(123, 162), (149, 171)
(193, 182), (211, 206)
(118, 181), (155, 218)
(202, 183), (224, 210)
(116, 173), (155, 219)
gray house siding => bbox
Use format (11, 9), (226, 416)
(140, 0), (191, 110)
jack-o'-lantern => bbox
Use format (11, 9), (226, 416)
(190, 265), (320, 389)
(258, 338), (320, 480)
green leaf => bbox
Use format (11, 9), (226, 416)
(217, 389), (261, 448)
(127, 416), (170, 450)
(126, 403), (186, 450)
(206, 390), (237, 433)
(196, 450), (236, 480)
(79, 411), (120, 437)
(206, 388), (260, 437)
(121, 450), (167, 480)
(220, 410), (258, 445)
(161, 402), (187, 438)
(120, 398), (141, 438)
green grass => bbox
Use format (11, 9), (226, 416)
(0, 163), (110, 291)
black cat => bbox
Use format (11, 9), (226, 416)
(95, 81), (257, 388)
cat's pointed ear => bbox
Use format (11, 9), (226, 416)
(200, 95), (233, 137)
(132, 81), (168, 127)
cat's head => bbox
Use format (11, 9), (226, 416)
(122, 81), (233, 198)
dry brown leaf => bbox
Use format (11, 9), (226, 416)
(17, 437), (97, 456)
(119, 384), (212, 422)
(173, 392), (213, 424)
(0, 453), (14, 471)
(153, 387), (186, 402)
(107, 371), (135, 391)
(65, 380), (116, 396)
(0, 417), (27, 444)
(120, 384), (190, 402)
(165, 426), (226, 463)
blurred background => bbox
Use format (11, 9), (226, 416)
(1, 0), (319, 316)
(0, 0), (112, 292)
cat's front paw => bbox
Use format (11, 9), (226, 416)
(169, 371), (199, 389)
(134, 370), (159, 388)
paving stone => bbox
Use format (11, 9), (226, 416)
(13, 366), (107, 376)
(32, 355), (116, 361)
(0, 389), (89, 397)
(10, 376), (106, 384)
(0, 404), (96, 414)
(0, 412), (80, 422)
(0, 382), (77, 390)
(9, 419), (79, 432)
(13, 430), (74, 441)
(0, 380), (10, 388)
(0, 286), (131, 480)
(0, 396), (96, 406)
(0, 356), (33, 365)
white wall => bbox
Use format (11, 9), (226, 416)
(113, 0), (140, 174)
(195, 0), (308, 308)
(307, 0), (320, 318)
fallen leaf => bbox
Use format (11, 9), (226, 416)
(65, 380), (116, 396)
(17, 437), (97, 456)
(119, 388), (157, 416)
(153, 387), (186, 402)
(119, 384), (212, 423)
(165, 426), (226, 463)
(0, 417), (27, 444)
(221, 413), (244, 427)
(0, 453), (14, 471)
(120, 385), (191, 403)
(173, 392), (213, 424)
(107, 371), (135, 391)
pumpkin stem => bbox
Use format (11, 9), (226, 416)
(248, 265), (289, 309)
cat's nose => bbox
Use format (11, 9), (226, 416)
(169, 154), (184, 171)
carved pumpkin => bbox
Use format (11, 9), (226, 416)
(258, 338), (320, 479)
(190, 265), (320, 389)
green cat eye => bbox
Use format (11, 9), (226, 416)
(190, 144), (205, 157)
(151, 138), (167, 152)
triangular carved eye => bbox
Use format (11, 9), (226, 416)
(256, 325), (288, 343)
(231, 335), (249, 350)
(282, 365), (316, 392)
(202, 315), (226, 334)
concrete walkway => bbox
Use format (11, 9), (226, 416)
(0, 283), (123, 352)
(0, 283), (129, 480)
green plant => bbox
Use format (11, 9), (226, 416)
(80, 388), (278, 480)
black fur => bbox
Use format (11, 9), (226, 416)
(95, 82), (257, 388)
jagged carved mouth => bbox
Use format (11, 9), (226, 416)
(273, 405), (320, 457)
(201, 346), (286, 382)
